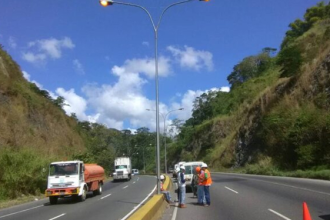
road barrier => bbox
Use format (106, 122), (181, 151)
(128, 175), (172, 220)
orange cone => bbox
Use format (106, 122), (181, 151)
(303, 202), (312, 220)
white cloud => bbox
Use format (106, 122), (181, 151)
(22, 52), (47, 63)
(8, 37), (17, 49)
(56, 88), (89, 121)
(167, 45), (214, 71)
(142, 41), (149, 47)
(22, 37), (75, 64)
(122, 56), (171, 78)
(80, 56), (174, 130)
(220, 86), (230, 92)
(22, 71), (31, 81)
(73, 59), (85, 75)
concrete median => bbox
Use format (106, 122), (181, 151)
(127, 174), (172, 220)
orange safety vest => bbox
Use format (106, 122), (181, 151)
(201, 169), (212, 186)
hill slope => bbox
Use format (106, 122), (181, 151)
(170, 3), (330, 176)
(0, 46), (86, 155)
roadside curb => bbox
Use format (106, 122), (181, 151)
(127, 174), (172, 220)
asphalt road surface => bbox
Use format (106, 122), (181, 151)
(167, 173), (330, 220)
(0, 175), (156, 220)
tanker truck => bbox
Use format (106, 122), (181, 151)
(45, 160), (104, 205)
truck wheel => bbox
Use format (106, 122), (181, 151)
(93, 183), (102, 196)
(78, 187), (87, 202)
(49, 196), (58, 205)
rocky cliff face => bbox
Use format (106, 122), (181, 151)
(233, 51), (330, 168)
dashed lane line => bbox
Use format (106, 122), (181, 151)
(225, 186), (239, 194)
(0, 205), (43, 219)
(123, 186), (129, 189)
(100, 194), (112, 200)
(49, 213), (66, 220)
(268, 209), (291, 220)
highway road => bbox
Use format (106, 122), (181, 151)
(0, 175), (156, 220)
(167, 173), (330, 220)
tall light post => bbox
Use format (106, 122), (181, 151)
(100, 0), (209, 194)
(146, 108), (183, 174)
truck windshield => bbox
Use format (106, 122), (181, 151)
(50, 163), (78, 176)
(115, 165), (127, 169)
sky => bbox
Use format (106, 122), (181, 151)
(0, 0), (324, 132)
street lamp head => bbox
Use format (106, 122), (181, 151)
(199, 0), (210, 1)
(100, 0), (113, 7)
(179, 108), (184, 110)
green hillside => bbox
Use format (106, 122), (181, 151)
(168, 2), (330, 178)
(0, 48), (158, 201)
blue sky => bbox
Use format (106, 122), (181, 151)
(0, 0), (323, 131)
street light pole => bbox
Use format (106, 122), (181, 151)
(100, 0), (209, 195)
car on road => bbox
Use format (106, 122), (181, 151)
(132, 169), (139, 175)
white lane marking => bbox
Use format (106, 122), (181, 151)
(137, 177), (139, 181)
(0, 205), (43, 219)
(225, 186), (239, 194)
(171, 203), (178, 220)
(123, 185), (129, 189)
(133, 181), (136, 184)
(268, 209), (291, 220)
(213, 172), (330, 196)
(100, 194), (112, 200)
(121, 185), (157, 220)
(49, 213), (66, 220)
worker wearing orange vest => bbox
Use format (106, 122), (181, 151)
(196, 166), (205, 205)
(201, 163), (212, 206)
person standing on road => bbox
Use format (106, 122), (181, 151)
(178, 165), (186, 208)
(201, 163), (212, 207)
(196, 166), (205, 205)
(175, 167), (181, 202)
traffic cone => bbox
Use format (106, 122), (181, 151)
(303, 202), (312, 220)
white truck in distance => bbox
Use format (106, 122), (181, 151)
(113, 157), (132, 181)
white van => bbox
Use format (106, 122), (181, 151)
(182, 161), (204, 190)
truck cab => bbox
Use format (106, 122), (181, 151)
(113, 157), (132, 181)
(45, 161), (104, 204)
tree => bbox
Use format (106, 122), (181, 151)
(277, 44), (303, 77)
(227, 51), (273, 89)
(53, 96), (68, 109)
